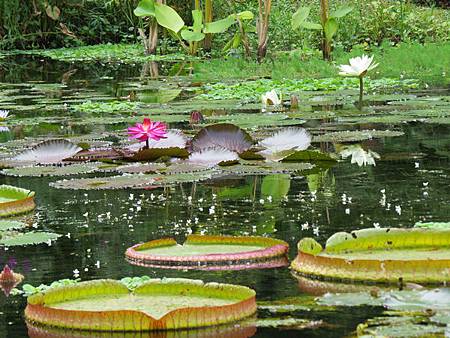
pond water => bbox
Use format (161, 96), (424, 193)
(0, 57), (449, 337)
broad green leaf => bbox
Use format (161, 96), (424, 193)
(154, 3), (184, 33)
(181, 29), (205, 42)
(331, 6), (353, 18)
(236, 10), (254, 20)
(301, 21), (322, 30)
(134, 0), (155, 17)
(292, 7), (311, 30)
(324, 18), (338, 42)
(192, 9), (203, 32)
(204, 16), (236, 34)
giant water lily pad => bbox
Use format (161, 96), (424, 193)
(126, 235), (289, 270)
(0, 185), (36, 216)
(313, 130), (404, 143)
(1, 163), (101, 177)
(25, 278), (256, 331)
(291, 228), (450, 283)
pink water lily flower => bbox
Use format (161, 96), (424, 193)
(128, 118), (167, 148)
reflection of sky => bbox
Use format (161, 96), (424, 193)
(339, 144), (380, 167)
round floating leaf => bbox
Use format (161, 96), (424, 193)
(0, 231), (60, 247)
(191, 123), (253, 154)
(1, 163), (101, 177)
(25, 278), (256, 331)
(116, 163), (167, 174)
(0, 220), (27, 231)
(220, 162), (314, 175)
(414, 222), (450, 229)
(130, 147), (189, 161)
(50, 175), (155, 190)
(0, 185), (36, 217)
(126, 235), (289, 269)
(292, 228), (450, 283)
(281, 150), (337, 162)
(313, 130), (404, 143)
(13, 140), (82, 164)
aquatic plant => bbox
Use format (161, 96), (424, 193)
(25, 278), (257, 331)
(338, 144), (380, 167)
(0, 110), (9, 121)
(128, 118), (168, 149)
(191, 123), (253, 154)
(338, 54), (379, 107)
(292, 227), (450, 283)
(13, 140), (82, 165)
(0, 185), (36, 217)
(187, 147), (239, 167)
(261, 89), (282, 110)
(0, 265), (24, 296)
(0, 220), (60, 247)
(258, 127), (312, 161)
(126, 235), (289, 270)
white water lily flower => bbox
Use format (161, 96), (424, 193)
(0, 110), (9, 120)
(261, 89), (282, 107)
(127, 130), (187, 151)
(187, 147), (238, 167)
(338, 54), (378, 77)
(258, 127), (311, 162)
(0, 126), (9, 133)
(340, 145), (380, 167)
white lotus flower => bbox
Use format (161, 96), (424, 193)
(258, 127), (311, 162)
(0, 110), (9, 120)
(338, 54), (378, 77)
(340, 145), (380, 167)
(0, 126), (9, 133)
(187, 147), (238, 167)
(261, 89), (282, 108)
(127, 130), (187, 151)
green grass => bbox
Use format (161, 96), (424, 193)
(193, 43), (450, 86)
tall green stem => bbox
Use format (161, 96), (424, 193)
(359, 76), (364, 109)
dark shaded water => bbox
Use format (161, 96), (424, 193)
(0, 57), (449, 337)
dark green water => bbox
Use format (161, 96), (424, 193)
(0, 57), (449, 337)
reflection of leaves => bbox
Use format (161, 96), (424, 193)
(261, 175), (290, 201)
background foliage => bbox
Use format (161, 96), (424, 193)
(0, 0), (448, 51)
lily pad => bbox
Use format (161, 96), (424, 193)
(1, 163), (101, 177)
(126, 235), (289, 269)
(0, 185), (36, 217)
(0, 231), (60, 246)
(414, 222), (450, 229)
(291, 228), (450, 283)
(313, 130), (404, 143)
(25, 278), (256, 331)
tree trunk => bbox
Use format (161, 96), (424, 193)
(203, 0), (213, 52)
(257, 0), (272, 62)
(320, 0), (331, 60)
